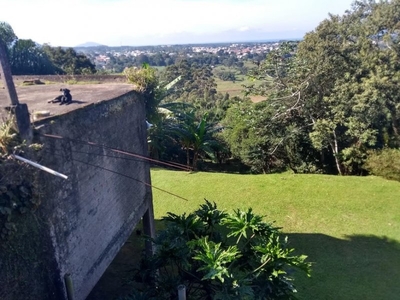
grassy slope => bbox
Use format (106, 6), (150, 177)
(151, 169), (400, 300)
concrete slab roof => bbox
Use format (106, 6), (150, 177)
(0, 83), (135, 121)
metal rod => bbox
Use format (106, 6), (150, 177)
(177, 284), (186, 300)
(12, 154), (68, 180)
(64, 273), (75, 300)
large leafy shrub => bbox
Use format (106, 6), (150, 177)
(131, 200), (311, 300)
(364, 149), (400, 182)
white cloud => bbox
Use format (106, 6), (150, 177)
(238, 26), (250, 32)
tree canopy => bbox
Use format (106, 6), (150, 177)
(42, 45), (96, 75)
(9, 39), (56, 75)
(223, 0), (400, 175)
(0, 22), (17, 47)
(0, 22), (96, 75)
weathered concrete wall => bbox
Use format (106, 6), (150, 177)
(0, 161), (65, 300)
(1, 90), (153, 300)
(36, 90), (152, 300)
(11, 74), (126, 84)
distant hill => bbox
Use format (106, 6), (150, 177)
(75, 42), (107, 47)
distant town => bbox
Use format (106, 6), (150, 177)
(75, 41), (295, 73)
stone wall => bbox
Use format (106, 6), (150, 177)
(12, 74), (126, 84)
(0, 90), (153, 300)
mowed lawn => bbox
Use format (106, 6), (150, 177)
(151, 169), (400, 300)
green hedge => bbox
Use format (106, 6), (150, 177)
(364, 148), (400, 182)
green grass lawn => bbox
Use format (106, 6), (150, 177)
(150, 169), (400, 300)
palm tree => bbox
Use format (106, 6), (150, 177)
(173, 112), (222, 170)
(143, 71), (223, 169)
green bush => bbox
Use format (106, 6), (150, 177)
(216, 70), (236, 81)
(364, 148), (400, 181)
(0, 116), (19, 156)
(131, 200), (311, 300)
(124, 64), (159, 121)
(124, 65), (158, 93)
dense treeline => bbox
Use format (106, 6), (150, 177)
(0, 22), (96, 75)
(98, 50), (254, 73)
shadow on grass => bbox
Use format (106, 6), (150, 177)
(87, 222), (400, 300)
(287, 233), (400, 300)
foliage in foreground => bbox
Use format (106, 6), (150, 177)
(130, 200), (311, 300)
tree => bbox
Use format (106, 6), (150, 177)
(216, 70), (236, 82)
(0, 22), (17, 65)
(143, 68), (229, 167)
(223, 42), (320, 174)
(172, 112), (222, 169)
(135, 200), (311, 300)
(9, 39), (56, 75)
(146, 104), (180, 161)
(161, 59), (217, 105)
(235, 0), (400, 175)
(135, 54), (150, 66)
(42, 45), (96, 74)
(296, 0), (400, 174)
(0, 22), (17, 46)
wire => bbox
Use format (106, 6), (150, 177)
(39, 133), (192, 171)
(45, 146), (145, 164)
(43, 150), (189, 202)
(73, 157), (189, 202)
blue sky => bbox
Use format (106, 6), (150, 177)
(0, 0), (356, 47)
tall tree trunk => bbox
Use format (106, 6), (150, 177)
(329, 130), (343, 175)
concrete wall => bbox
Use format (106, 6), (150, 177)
(1, 90), (153, 300)
(12, 74), (126, 84)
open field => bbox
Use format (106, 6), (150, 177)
(214, 76), (248, 98)
(213, 66), (266, 102)
(89, 170), (400, 300)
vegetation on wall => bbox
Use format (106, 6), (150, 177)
(0, 117), (41, 241)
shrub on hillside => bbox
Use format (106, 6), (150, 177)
(129, 200), (311, 300)
(364, 149), (400, 182)
(216, 70), (236, 82)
